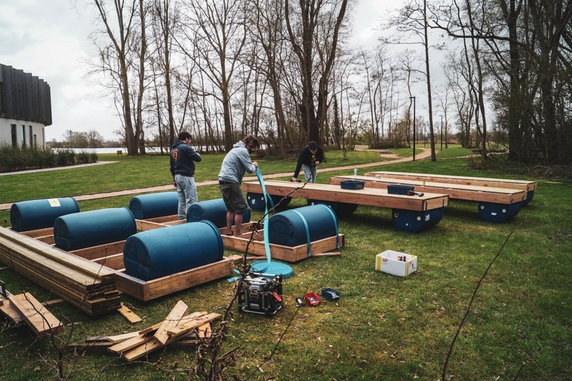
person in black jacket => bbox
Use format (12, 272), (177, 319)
(170, 131), (202, 219)
(291, 141), (324, 183)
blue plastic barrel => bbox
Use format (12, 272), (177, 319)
(10, 198), (80, 232)
(123, 221), (224, 280)
(54, 208), (136, 251)
(187, 198), (251, 228)
(268, 204), (338, 247)
(129, 192), (178, 219)
(247, 192), (291, 211)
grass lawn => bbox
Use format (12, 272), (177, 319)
(0, 147), (570, 380)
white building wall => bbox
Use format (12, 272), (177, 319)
(0, 118), (46, 148)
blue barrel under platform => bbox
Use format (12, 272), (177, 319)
(268, 204), (339, 247)
(123, 221), (224, 280)
(392, 208), (444, 233)
(478, 201), (523, 223)
(247, 193), (291, 211)
(54, 207), (136, 251)
(129, 192), (178, 219)
(187, 198), (250, 228)
(308, 199), (358, 218)
(524, 191), (534, 205)
(10, 197), (80, 232)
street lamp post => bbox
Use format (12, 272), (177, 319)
(440, 114), (443, 151)
(410, 96), (416, 161)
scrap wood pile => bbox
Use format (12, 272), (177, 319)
(0, 227), (120, 316)
(0, 286), (63, 337)
(69, 301), (220, 362)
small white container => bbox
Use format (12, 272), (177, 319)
(375, 250), (417, 277)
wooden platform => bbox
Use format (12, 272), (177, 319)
(5, 226), (240, 303)
(330, 175), (527, 204)
(242, 180), (449, 211)
(137, 217), (344, 263)
(364, 171), (537, 193)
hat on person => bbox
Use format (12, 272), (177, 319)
(308, 141), (318, 150)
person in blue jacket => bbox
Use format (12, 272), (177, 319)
(291, 141), (324, 183)
(170, 131), (202, 219)
(218, 135), (260, 236)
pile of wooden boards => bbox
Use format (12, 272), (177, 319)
(0, 287), (63, 338)
(0, 227), (120, 316)
(69, 301), (220, 362)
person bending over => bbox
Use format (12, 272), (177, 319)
(291, 141), (324, 183)
(218, 135), (260, 236)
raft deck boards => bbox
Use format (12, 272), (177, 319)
(242, 180), (449, 211)
(330, 175), (527, 204)
(364, 171), (537, 192)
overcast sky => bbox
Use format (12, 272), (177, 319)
(0, 0), (398, 141)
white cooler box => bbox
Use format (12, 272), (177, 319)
(375, 250), (417, 277)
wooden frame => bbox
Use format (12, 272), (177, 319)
(330, 175), (527, 204)
(14, 226), (241, 302)
(136, 218), (345, 263)
(241, 180), (449, 211)
(364, 171), (537, 192)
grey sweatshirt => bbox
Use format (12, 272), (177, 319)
(218, 141), (256, 183)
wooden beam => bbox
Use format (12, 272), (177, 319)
(154, 301), (188, 344)
(364, 170), (537, 191)
(330, 175), (527, 204)
(9, 292), (63, 337)
(117, 303), (142, 324)
(242, 181), (449, 211)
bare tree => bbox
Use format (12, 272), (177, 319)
(284, 0), (349, 145)
(178, 0), (248, 151)
(92, 0), (140, 155)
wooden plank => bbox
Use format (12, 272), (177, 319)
(242, 181), (449, 211)
(108, 311), (207, 354)
(166, 312), (221, 338)
(43, 298), (65, 307)
(93, 253), (125, 270)
(71, 241), (125, 260)
(86, 331), (141, 344)
(222, 234), (345, 263)
(135, 219), (167, 232)
(124, 313), (221, 362)
(0, 297), (26, 324)
(330, 175), (527, 204)
(364, 170), (537, 191)
(117, 303), (142, 324)
(197, 323), (212, 338)
(9, 293), (63, 337)
(0, 227), (116, 279)
(19, 227), (54, 238)
(114, 256), (239, 301)
(154, 301), (188, 344)
(0, 236), (109, 290)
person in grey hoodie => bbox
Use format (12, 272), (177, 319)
(218, 135), (260, 236)
(170, 131), (202, 219)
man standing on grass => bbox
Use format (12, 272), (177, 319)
(170, 131), (202, 220)
(291, 141), (324, 183)
(218, 135), (260, 236)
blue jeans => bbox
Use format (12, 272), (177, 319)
(302, 164), (317, 183)
(175, 174), (198, 219)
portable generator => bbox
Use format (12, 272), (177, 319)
(238, 272), (284, 316)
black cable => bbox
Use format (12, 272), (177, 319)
(441, 229), (515, 381)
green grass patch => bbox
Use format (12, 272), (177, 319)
(0, 149), (570, 380)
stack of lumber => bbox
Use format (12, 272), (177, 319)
(0, 227), (120, 316)
(68, 301), (220, 362)
(0, 288), (63, 337)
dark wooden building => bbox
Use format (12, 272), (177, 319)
(0, 64), (52, 148)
